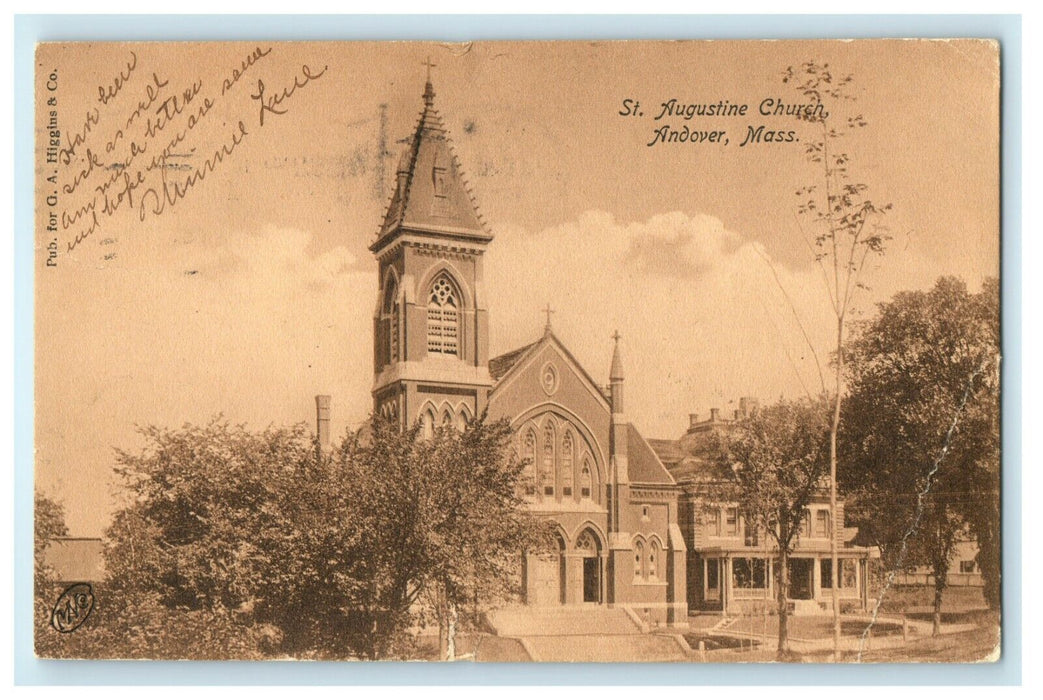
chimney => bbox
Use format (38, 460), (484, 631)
(710, 407), (720, 422)
(689, 413), (699, 428)
(733, 409), (740, 421)
(315, 395), (331, 452)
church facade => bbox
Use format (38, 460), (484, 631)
(369, 77), (687, 625)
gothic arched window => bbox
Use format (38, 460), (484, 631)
(561, 431), (574, 499)
(421, 408), (436, 440)
(649, 540), (660, 580)
(542, 423), (555, 497)
(634, 539), (645, 579)
(523, 429), (537, 496)
(580, 458), (593, 500)
(427, 273), (460, 356)
(383, 274), (400, 365)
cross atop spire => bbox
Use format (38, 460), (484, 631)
(542, 303), (555, 333)
(422, 56), (437, 105)
(610, 329), (625, 382)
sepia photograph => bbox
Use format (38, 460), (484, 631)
(32, 38), (1001, 664)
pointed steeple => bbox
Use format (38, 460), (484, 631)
(610, 330), (625, 381)
(371, 71), (491, 254)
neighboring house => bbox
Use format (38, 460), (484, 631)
(896, 536), (984, 587)
(359, 76), (687, 625)
(650, 403), (875, 614)
(41, 537), (105, 583)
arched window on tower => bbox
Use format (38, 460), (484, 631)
(383, 274), (400, 365)
(421, 408), (435, 440)
(561, 431), (574, 499)
(542, 423), (555, 498)
(427, 273), (460, 357)
(649, 539), (660, 580)
(634, 539), (645, 580)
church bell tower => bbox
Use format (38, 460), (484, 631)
(370, 69), (494, 430)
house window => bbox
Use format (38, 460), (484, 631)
(725, 508), (739, 536)
(814, 510), (830, 538)
(744, 519), (759, 547)
(705, 508), (720, 537)
(842, 560), (857, 588)
(732, 557), (767, 589)
(960, 560), (977, 574)
(821, 558), (833, 589)
(580, 460), (592, 499)
(561, 431), (574, 498)
(802, 510), (812, 538)
(426, 274), (460, 356)
(542, 423), (555, 497)
(706, 558), (720, 591)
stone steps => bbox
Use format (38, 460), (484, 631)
(522, 633), (689, 662)
(487, 605), (641, 637)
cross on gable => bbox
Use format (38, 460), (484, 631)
(612, 330), (622, 344)
(543, 303), (555, 331)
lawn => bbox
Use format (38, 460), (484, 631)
(727, 615), (903, 640)
(872, 585), (987, 614)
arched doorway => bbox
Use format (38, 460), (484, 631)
(575, 529), (602, 604)
(526, 533), (567, 606)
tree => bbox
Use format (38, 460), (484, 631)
(89, 411), (544, 660)
(710, 397), (831, 658)
(783, 60), (892, 654)
(340, 413), (548, 659)
(841, 277), (1000, 634)
(34, 493), (69, 655)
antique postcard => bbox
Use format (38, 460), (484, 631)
(33, 40), (1001, 663)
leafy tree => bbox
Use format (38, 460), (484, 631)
(339, 413), (548, 659)
(710, 397), (831, 657)
(841, 277), (1000, 633)
(64, 411), (544, 660)
(782, 60), (892, 653)
(34, 493), (69, 655)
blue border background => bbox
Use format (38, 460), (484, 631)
(13, 13), (1022, 686)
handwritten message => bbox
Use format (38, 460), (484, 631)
(39, 46), (329, 266)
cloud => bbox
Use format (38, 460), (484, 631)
(485, 210), (950, 438)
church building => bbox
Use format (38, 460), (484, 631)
(368, 75), (687, 625)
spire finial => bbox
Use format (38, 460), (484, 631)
(422, 56), (437, 105)
(542, 303), (555, 333)
(610, 330), (625, 382)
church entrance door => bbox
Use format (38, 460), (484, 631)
(575, 528), (602, 604)
(582, 557), (600, 603)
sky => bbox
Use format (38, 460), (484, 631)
(33, 40), (999, 536)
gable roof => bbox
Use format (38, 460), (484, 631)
(627, 424), (676, 485)
(489, 341), (539, 381)
(650, 429), (735, 485)
(488, 329), (610, 408)
(371, 80), (491, 253)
